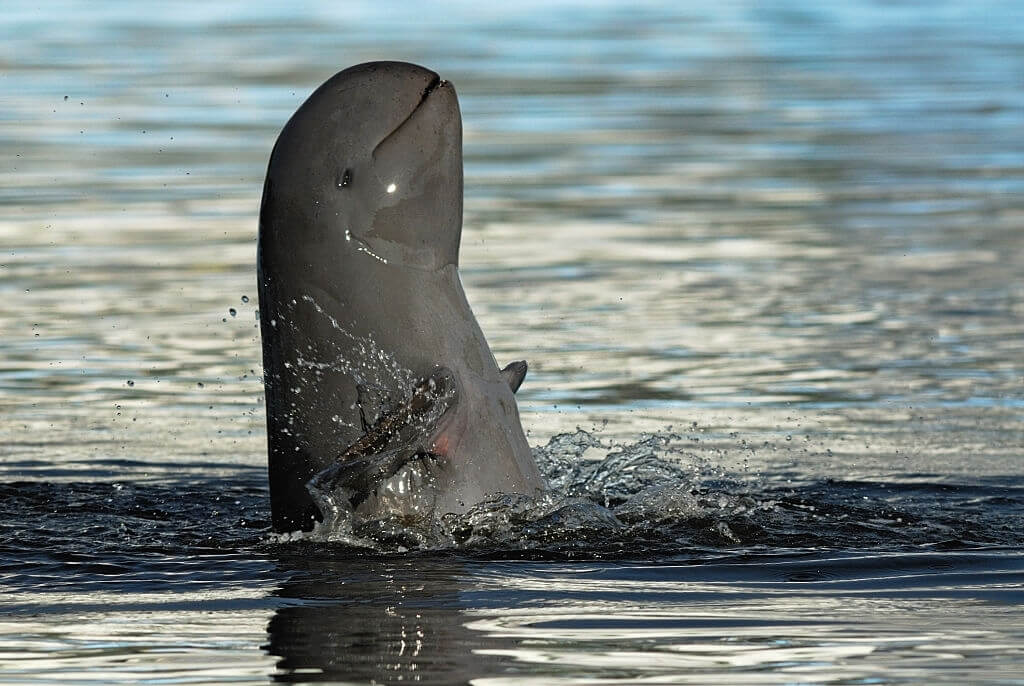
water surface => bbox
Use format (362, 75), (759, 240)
(1, 1), (1022, 683)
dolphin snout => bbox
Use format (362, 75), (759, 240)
(372, 73), (447, 156)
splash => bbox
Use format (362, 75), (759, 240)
(274, 295), (419, 435)
(265, 300), (1008, 555)
(279, 428), (778, 553)
(270, 422), (1018, 556)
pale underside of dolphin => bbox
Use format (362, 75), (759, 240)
(258, 61), (545, 533)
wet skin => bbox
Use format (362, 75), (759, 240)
(258, 61), (544, 533)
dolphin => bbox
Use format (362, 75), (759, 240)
(257, 61), (545, 533)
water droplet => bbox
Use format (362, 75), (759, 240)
(241, 295), (249, 303)
(126, 380), (134, 386)
(229, 308), (237, 317)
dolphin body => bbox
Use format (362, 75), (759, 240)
(258, 62), (544, 533)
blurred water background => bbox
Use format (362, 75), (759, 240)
(1, 1), (1023, 683)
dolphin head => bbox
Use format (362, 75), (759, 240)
(261, 61), (463, 271)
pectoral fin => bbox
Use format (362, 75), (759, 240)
(500, 360), (528, 393)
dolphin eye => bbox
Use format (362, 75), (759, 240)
(336, 169), (352, 188)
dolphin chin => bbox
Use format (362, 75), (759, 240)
(258, 62), (546, 533)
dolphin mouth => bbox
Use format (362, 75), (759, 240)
(371, 74), (447, 157)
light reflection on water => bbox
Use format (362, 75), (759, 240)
(1, 0), (1023, 683)
(6, 553), (1019, 684)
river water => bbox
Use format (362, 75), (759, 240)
(2, 1), (1023, 684)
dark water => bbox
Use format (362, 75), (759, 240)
(2, 1), (1023, 683)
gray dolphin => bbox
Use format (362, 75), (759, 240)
(258, 61), (544, 533)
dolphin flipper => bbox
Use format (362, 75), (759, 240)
(308, 368), (457, 508)
(500, 360), (528, 393)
